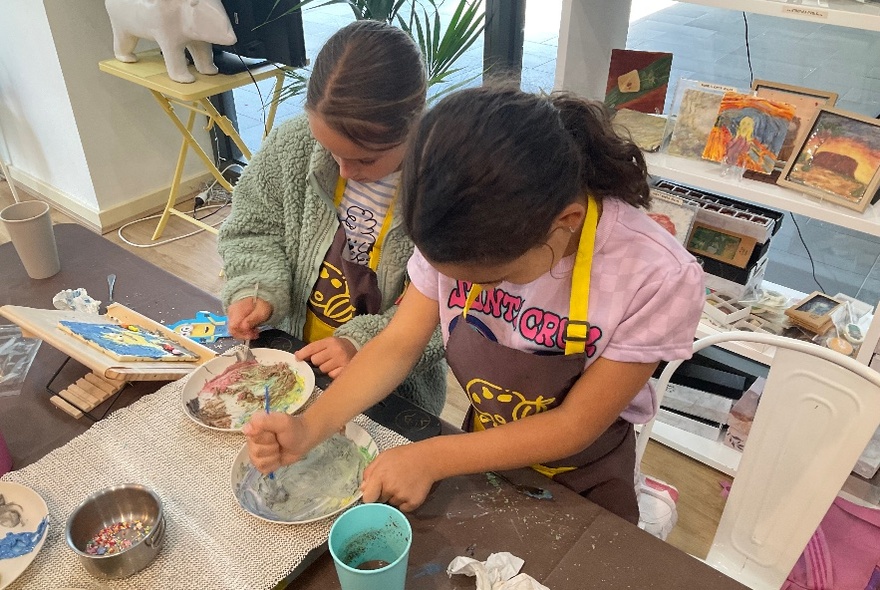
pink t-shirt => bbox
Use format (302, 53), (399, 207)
(407, 198), (705, 423)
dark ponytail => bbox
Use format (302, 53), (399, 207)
(550, 93), (650, 208)
(402, 85), (650, 265)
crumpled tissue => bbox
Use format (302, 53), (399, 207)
(53, 288), (101, 315)
(447, 552), (549, 590)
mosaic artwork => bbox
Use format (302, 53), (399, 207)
(58, 321), (199, 362)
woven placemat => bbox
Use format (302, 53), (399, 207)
(1, 375), (409, 589)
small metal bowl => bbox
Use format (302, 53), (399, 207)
(65, 484), (166, 579)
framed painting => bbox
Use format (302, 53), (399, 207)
(604, 49), (673, 115)
(751, 80), (838, 166)
(685, 222), (757, 269)
(702, 92), (796, 174)
(778, 107), (880, 213)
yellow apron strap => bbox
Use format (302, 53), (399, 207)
(463, 283), (483, 317)
(368, 197), (395, 271)
(333, 175), (347, 206)
(334, 175), (397, 272)
(564, 195), (599, 356)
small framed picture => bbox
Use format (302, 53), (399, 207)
(778, 107), (880, 213)
(648, 189), (699, 246)
(785, 291), (844, 333)
(686, 222), (757, 269)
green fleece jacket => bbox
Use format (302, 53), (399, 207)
(218, 116), (447, 415)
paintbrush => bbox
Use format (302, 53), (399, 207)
(265, 383), (275, 480)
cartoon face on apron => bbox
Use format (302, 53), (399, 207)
(303, 176), (390, 342)
(444, 195), (638, 523)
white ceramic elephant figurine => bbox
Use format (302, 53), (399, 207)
(105, 0), (237, 84)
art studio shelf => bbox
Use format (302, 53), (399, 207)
(678, 0), (880, 32)
(645, 152), (880, 238)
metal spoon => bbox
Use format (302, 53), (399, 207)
(488, 471), (553, 500)
(235, 282), (259, 363)
(107, 274), (116, 306)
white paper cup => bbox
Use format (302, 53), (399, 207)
(0, 200), (61, 279)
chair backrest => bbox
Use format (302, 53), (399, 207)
(636, 331), (880, 589)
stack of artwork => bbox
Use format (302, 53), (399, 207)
(662, 77), (880, 214)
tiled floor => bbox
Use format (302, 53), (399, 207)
(232, 0), (880, 307)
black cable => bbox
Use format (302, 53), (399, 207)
(742, 12), (754, 87)
(232, 45), (269, 134)
(789, 212), (826, 293)
(196, 202), (231, 223)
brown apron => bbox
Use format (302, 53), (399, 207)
(303, 177), (391, 342)
(445, 196), (639, 524)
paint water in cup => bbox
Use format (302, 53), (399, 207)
(329, 503), (412, 590)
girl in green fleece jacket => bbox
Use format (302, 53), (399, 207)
(217, 20), (446, 415)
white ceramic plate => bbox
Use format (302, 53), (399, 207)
(230, 421), (378, 524)
(181, 348), (315, 432)
(0, 482), (50, 590)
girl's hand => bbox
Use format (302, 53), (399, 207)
(360, 445), (438, 512)
(227, 296), (273, 340)
(242, 412), (310, 473)
(296, 337), (358, 379)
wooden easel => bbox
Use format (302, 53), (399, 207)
(0, 303), (215, 419)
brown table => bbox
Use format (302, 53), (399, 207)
(0, 224), (747, 589)
(0, 223), (231, 467)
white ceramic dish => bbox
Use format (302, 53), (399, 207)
(181, 348), (315, 432)
(230, 421), (378, 525)
(0, 482), (50, 590)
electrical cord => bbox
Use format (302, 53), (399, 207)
(742, 12), (754, 87)
(116, 204), (229, 249)
(789, 212), (827, 293)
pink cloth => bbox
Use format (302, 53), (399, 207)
(0, 432), (11, 476)
(784, 497), (880, 590)
(407, 199), (705, 423)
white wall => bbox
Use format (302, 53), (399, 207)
(0, 0), (213, 229)
(0, 0), (97, 213)
(555, 0), (632, 99)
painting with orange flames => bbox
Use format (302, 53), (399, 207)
(779, 109), (880, 212)
(702, 92), (796, 174)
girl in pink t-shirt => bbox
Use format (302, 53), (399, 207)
(244, 86), (704, 522)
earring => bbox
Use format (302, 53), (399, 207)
(569, 227), (576, 233)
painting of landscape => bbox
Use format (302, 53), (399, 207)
(779, 108), (880, 212)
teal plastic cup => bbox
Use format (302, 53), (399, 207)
(328, 503), (412, 590)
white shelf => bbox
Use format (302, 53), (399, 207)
(695, 320), (777, 364)
(646, 152), (880, 238)
(650, 420), (741, 476)
(679, 0), (880, 31)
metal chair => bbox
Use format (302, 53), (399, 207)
(636, 331), (880, 589)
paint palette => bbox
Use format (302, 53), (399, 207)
(0, 482), (49, 590)
(230, 422), (378, 525)
(181, 349), (315, 432)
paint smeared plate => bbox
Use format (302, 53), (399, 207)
(0, 482), (49, 590)
(230, 421), (378, 524)
(181, 348), (314, 432)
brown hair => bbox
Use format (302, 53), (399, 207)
(306, 20), (427, 148)
(402, 85), (650, 265)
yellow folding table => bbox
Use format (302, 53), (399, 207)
(99, 49), (285, 240)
